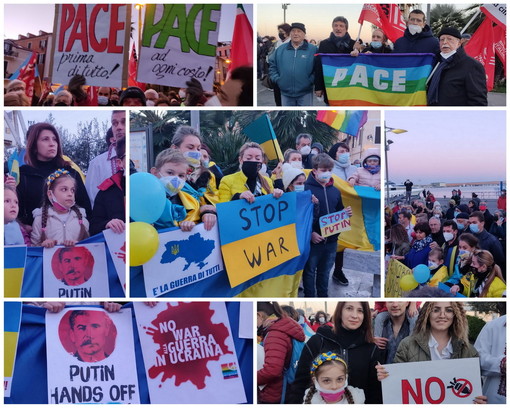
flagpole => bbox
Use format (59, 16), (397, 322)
(355, 23), (363, 42)
(461, 8), (481, 34)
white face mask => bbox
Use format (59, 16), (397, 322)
(408, 24), (423, 35)
(146, 100), (155, 107)
(290, 160), (303, 169)
(440, 50), (457, 59)
(299, 145), (311, 155)
(294, 184), (305, 192)
(159, 174), (186, 196)
(443, 232), (454, 242)
(317, 171), (332, 183)
(205, 95), (222, 106)
(178, 90), (186, 99)
(97, 95), (109, 106)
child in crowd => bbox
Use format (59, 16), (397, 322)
(443, 233), (479, 296)
(31, 169), (89, 247)
(4, 186), (30, 246)
(304, 352), (365, 404)
(347, 148), (380, 190)
(392, 222), (433, 269)
(426, 247), (449, 287)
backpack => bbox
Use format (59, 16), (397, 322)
(281, 337), (305, 403)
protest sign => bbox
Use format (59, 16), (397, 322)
(46, 307), (140, 404)
(320, 209), (351, 238)
(4, 302), (22, 397)
(137, 4), (221, 91)
(4, 246), (27, 298)
(385, 258), (413, 297)
(134, 302), (246, 404)
(320, 53), (434, 106)
(382, 358), (482, 404)
(43, 243), (109, 297)
(103, 229), (126, 294)
(217, 192), (300, 287)
(50, 4), (130, 87)
(143, 223), (224, 297)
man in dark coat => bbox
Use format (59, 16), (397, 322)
(314, 16), (356, 105)
(393, 9), (439, 54)
(427, 27), (487, 106)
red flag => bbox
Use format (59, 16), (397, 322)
(493, 24), (506, 71)
(358, 4), (406, 43)
(18, 52), (38, 98)
(465, 18), (495, 91)
(480, 4), (506, 27)
(87, 86), (99, 106)
(128, 43), (146, 91)
(229, 4), (253, 71)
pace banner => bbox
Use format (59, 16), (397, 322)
(382, 358), (483, 404)
(138, 4), (221, 91)
(320, 53), (435, 106)
(50, 4), (130, 87)
(4, 302), (22, 398)
(133, 302), (247, 404)
(46, 307), (140, 404)
(4, 246), (27, 298)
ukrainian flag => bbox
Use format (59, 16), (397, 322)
(242, 114), (283, 161)
(320, 53), (435, 106)
(4, 302), (22, 397)
(7, 149), (25, 186)
(4, 246), (27, 298)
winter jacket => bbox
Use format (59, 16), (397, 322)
(17, 160), (91, 226)
(218, 171), (274, 203)
(393, 25), (439, 54)
(462, 272), (506, 298)
(348, 148), (380, 188)
(31, 206), (89, 246)
(304, 173), (344, 244)
(332, 160), (357, 181)
(394, 331), (479, 363)
(363, 44), (392, 54)
(257, 317), (305, 403)
(303, 385), (365, 404)
(288, 325), (383, 404)
(89, 171), (125, 236)
(269, 40), (317, 98)
(473, 229), (505, 273)
(427, 47), (488, 106)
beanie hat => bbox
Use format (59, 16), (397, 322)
(282, 163), (305, 190)
(119, 86), (146, 106)
(438, 27), (461, 40)
(290, 22), (306, 34)
(456, 212), (470, 220)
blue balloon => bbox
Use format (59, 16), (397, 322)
(413, 264), (430, 284)
(130, 173), (166, 223)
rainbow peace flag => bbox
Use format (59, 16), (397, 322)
(242, 114), (283, 161)
(4, 246), (27, 298)
(316, 110), (368, 136)
(319, 53), (435, 106)
(4, 302), (22, 397)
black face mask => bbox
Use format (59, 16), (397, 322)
(278, 32), (286, 41)
(241, 161), (261, 179)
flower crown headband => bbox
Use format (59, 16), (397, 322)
(310, 352), (347, 375)
(46, 168), (70, 187)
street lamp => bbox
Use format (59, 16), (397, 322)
(135, 4), (144, 51)
(385, 124), (407, 204)
(282, 4), (290, 23)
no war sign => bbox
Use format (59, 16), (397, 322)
(382, 358), (483, 404)
(51, 4), (130, 87)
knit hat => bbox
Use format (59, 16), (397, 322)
(456, 212), (470, 220)
(119, 86), (146, 106)
(282, 163), (305, 190)
(438, 27), (461, 40)
(290, 22), (306, 34)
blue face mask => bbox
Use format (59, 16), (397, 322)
(454, 211), (460, 218)
(371, 41), (382, 48)
(294, 184), (305, 192)
(338, 152), (350, 164)
(469, 223), (480, 234)
(455, 221), (465, 230)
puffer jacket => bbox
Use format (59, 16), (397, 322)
(218, 171), (274, 203)
(257, 317), (305, 403)
(348, 147), (380, 188)
(394, 25), (439, 54)
(394, 331), (479, 363)
(31, 206), (89, 246)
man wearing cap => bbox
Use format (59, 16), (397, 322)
(314, 16), (357, 105)
(394, 10), (439, 54)
(269, 22), (317, 106)
(119, 86), (147, 106)
(427, 27), (487, 106)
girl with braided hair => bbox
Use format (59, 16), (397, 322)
(304, 351), (365, 404)
(31, 169), (89, 247)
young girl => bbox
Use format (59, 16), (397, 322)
(304, 352), (365, 404)
(31, 169), (89, 247)
(4, 186), (31, 246)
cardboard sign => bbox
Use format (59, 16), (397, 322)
(46, 307), (140, 404)
(143, 224), (224, 297)
(382, 358), (483, 404)
(385, 258), (413, 297)
(4, 302), (23, 397)
(103, 229), (126, 294)
(43, 243), (110, 298)
(319, 209), (351, 237)
(51, 4), (130, 87)
(137, 4), (221, 91)
(133, 302), (246, 404)
(4, 246), (27, 298)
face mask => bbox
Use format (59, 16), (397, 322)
(443, 232), (454, 242)
(370, 41), (382, 48)
(318, 317), (325, 324)
(469, 224), (480, 234)
(454, 211), (460, 217)
(408, 24), (423, 35)
(50, 190), (74, 212)
(183, 151), (202, 168)
(159, 174), (186, 196)
(311, 149), (319, 156)
(146, 100), (155, 107)
(278, 32), (285, 41)
(337, 152), (350, 165)
(440, 50), (457, 59)
(364, 164), (380, 174)
(294, 184), (305, 192)
(259, 163), (267, 175)
(313, 378), (347, 403)
(202, 159), (210, 168)
(428, 261), (438, 270)
(178, 90), (186, 99)
(316, 171), (332, 183)
(97, 95), (109, 106)
(205, 95), (222, 106)
(299, 145), (311, 155)
(241, 161), (261, 179)
(434, 214), (440, 218)
(458, 249), (470, 259)
(479, 205), (487, 211)
(455, 221), (465, 230)
(354, 163), (361, 168)
(290, 160), (303, 169)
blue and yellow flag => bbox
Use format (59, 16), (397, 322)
(4, 246), (27, 298)
(4, 302), (22, 398)
(242, 114), (283, 161)
(7, 149), (25, 186)
(320, 53), (435, 106)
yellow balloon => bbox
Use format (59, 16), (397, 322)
(400, 274), (419, 291)
(130, 222), (159, 266)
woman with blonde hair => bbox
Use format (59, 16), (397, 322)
(469, 249), (506, 297)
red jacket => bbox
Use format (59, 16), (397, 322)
(257, 317), (305, 403)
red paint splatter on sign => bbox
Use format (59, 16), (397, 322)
(146, 302), (232, 389)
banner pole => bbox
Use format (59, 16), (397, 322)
(461, 8), (481, 34)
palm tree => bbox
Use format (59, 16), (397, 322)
(429, 4), (483, 35)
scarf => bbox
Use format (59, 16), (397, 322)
(329, 32), (352, 50)
(412, 235), (433, 251)
(4, 221), (25, 245)
(181, 182), (206, 202)
(427, 54), (455, 105)
(334, 325), (366, 349)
